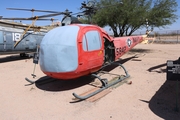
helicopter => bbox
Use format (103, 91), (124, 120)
(24, 1), (151, 100)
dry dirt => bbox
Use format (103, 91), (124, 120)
(0, 43), (180, 120)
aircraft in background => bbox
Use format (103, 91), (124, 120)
(0, 8), (65, 57)
(0, 20), (46, 57)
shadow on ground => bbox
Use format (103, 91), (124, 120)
(33, 54), (139, 92)
(128, 48), (152, 55)
(147, 63), (167, 73)
(34, 76), (94, 92)
(0, 54), (31, 63)
(143, 60), (180, 120)
(148, 80), (180, 120)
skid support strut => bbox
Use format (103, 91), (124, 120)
(72, 63), (130, 100)
(25, 46), (39, 85)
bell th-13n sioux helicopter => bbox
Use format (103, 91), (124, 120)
(0, 8), (68, 57)
(24, 1), (152, 100)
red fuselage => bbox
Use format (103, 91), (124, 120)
(39, 24), (145, 80)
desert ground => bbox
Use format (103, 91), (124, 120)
(0, 43), (180, 120)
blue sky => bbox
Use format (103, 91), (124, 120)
(0, 0), (180, 31)
(0, 0), (84, 25)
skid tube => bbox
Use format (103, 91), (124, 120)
(72, 62), (130, 100)
(25, 78), (36, 86)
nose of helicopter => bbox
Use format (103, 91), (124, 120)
(39, 25), (79, 73)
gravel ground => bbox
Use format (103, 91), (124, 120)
(0, 43), (180, 120)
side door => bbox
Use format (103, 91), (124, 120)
(82, 30), (104, 69)
(3, 31), (14, 51)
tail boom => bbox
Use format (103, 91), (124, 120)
(113, 35), (146, 60)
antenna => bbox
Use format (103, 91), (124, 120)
(145, 19), (153, 36)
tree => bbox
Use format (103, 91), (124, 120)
(92, 0), (178, 37)
(148, 0), (178, 27)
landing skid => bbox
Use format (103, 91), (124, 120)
(25, 76), (54, 86)
(72, 63), (130, 100)
(25, 77), (36, 86)
(25, 62), (130, 100)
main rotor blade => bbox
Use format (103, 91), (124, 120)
(2, 17), (33, 20)
(35, 12), (64, 18)
(71, 12), (83, 16)
(0, 21), (47, 31)
(2, 17), (57, 21)
(2, 12), (64, 21)
(7, 8), (61, 13)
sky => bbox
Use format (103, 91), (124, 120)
(0, 0), (84, 25)
(0, 0), (180, 32)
